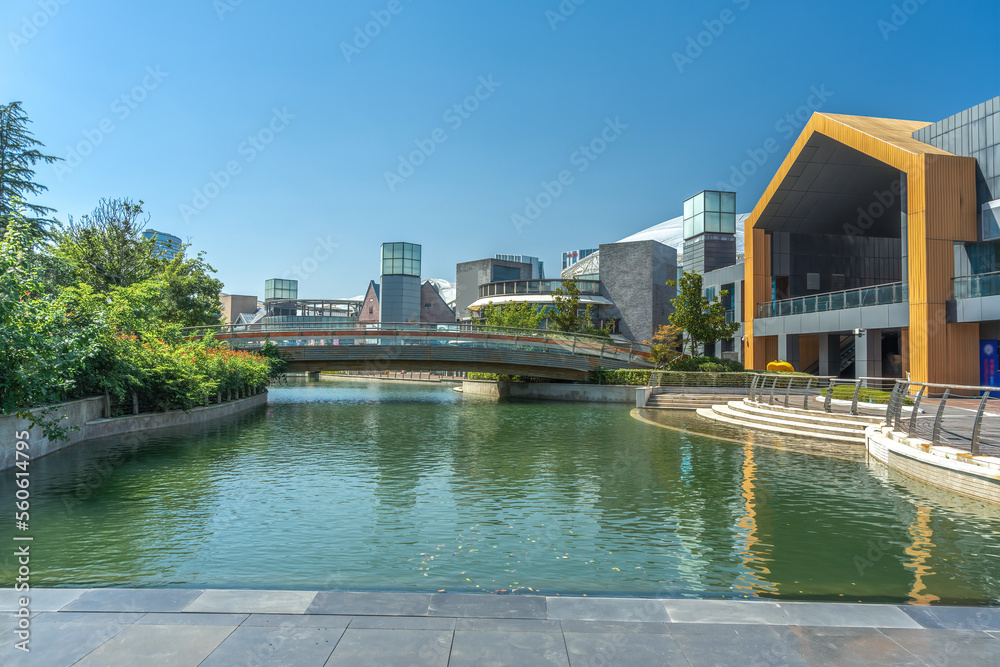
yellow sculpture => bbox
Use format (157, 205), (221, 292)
(767, 360), (794, 372)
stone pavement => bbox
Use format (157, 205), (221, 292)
(2, 589), (998, 665)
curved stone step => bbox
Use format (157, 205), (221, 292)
(725, 401), (873, 432)
(696, 406), (865, 444)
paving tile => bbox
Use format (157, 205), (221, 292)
(186, 589), (318, 614)
(428, 593), (547, 619)
(201, 624), (343, 667)
(546, 597), (670, 623)
(457, 618), (562, 632)
(0, 612), (136, 666)
(325, 628), (453, 666)
(777, 602), (922, 628)
(774, 625), (924, 666)
(450, 630), (569, 666)
(242, 613), (352, 629)
(307, 591), (431, 616)
(880, 628), (1000, 666)
(350, 615), (457, 630)
(0, 588), (87, 612)
(669, 624), (809, 667)
(137, 612), (248, 626)
(662, 599), (792, 625)
(899, 605), (1000, 631)
(64, 588), (203, 613)
(561, 620), (671, 634)
(74, 623), (235, 666)
(564, 632), (689, 667)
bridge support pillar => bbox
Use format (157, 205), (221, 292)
(307, 372), (320, 381)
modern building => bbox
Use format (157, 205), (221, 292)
(465, 241), (677, 342)
(562, 248), (598, 271)
(265, 278), (298, 301)
(360, 279), (456, 325)
(219, 294), (258, 325)
(143, 229), (182, 260)
(455, 257), (535, 320)
(495, 254), (544, 279)
(379, 242), (422, 324)
(742, 97), (1000, 386)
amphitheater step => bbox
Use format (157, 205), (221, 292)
(696, 403), (868, 444)
(725, 401), (878, 431)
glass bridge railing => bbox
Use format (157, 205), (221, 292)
(757, 282), (907, 319)
(952, 271), (1000, 299)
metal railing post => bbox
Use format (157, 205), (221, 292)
(908, 385), (924, 434)
(850, 380), (862, 416)
(749, 375), (758, 402)
(931, 389), (950, 446)
(824, 379), (835, 413)
(784, 377), (793, 407)
(803, 377), (813, 410)
(769, 376), (778, 404)
(970, 392), (991, 456)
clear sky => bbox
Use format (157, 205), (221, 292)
(3, 0), (998, 298)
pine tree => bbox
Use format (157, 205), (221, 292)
(0, 101), (60, 238)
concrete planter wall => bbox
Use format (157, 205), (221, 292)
(461, 381), (636, 403)
(1, 392), (267, 470)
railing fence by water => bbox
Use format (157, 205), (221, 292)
(884, 380), (1000, 456)
(748, 373), (895, 416)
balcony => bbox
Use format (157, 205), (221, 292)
(757, 282), (907, 319)
(952, 271), (1000, 299)
(478, 279), (601, 299)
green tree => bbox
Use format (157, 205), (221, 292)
(0, 209), (96, 430)
(668, 270), (739, 356)
(54, 198), (162, 291)
(547, 279), (585, 333)
(647, 324), (682, 368)
(158, 251), (224, 328)
(481, 300), (544, 331)
(0, 102), (59, 238)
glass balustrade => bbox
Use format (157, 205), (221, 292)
(953, 271), (1000, 299)
(479, 279), (602, 299)
(757, 282), (907, 318)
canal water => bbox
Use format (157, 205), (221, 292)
(3, 380), (999, 605)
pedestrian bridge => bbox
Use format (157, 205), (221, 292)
(187, 323), (653, 381)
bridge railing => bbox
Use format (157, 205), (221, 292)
(884, 380), (1000, 457)
(181, 322), (653, 366)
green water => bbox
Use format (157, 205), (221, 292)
(2, 380), (999, 604)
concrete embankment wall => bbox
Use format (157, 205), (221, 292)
(461, 381), (635, 403)
(866, 425), (1000, 504)
(1, 392), (267, 470)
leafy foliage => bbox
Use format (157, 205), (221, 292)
(592, 368), (652, 385)
(645, 324), (682, 369)
(54, 198), (162, 291)
(547, 279), (612, 338)
(157, 251), (224, 328)
(668, 271), (740, 356)
(480, 300), (544, 331)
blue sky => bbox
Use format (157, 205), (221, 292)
(3, 0), (997, 298)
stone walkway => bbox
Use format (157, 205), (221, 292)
(2, 589), (998, 665)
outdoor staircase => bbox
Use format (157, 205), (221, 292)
(696, 399), (881, 444)
(644, 393), (749, 410)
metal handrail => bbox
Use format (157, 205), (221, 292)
(182, 322), (653, 366)
(757, 281), (906, 319)
(952, 270), (1000, 299)
(884, 380), (1000, 455)
(747, 373), (897, 416)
